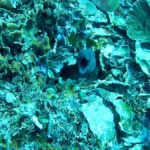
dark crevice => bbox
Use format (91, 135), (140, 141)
(103, 99), (128, 144)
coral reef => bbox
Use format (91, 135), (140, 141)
(0, 0), (150, 149)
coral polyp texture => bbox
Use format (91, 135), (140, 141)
(0, 0), (150, 149)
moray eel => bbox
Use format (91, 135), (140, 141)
(78, 48), (96, 75)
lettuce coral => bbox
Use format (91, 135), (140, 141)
(126, 0), (150, 42)
(91, 0), (120, 12)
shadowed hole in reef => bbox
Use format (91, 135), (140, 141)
(60, 64), (108, 81)
(60, 51), (108, 81)
(60, 64), (80, 80)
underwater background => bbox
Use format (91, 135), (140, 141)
(0, 0), (150, 149)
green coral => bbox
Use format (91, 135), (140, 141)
(0, 0), (149, 149)
(91, 0), (120, 12)
(126, 0), (150, 42)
